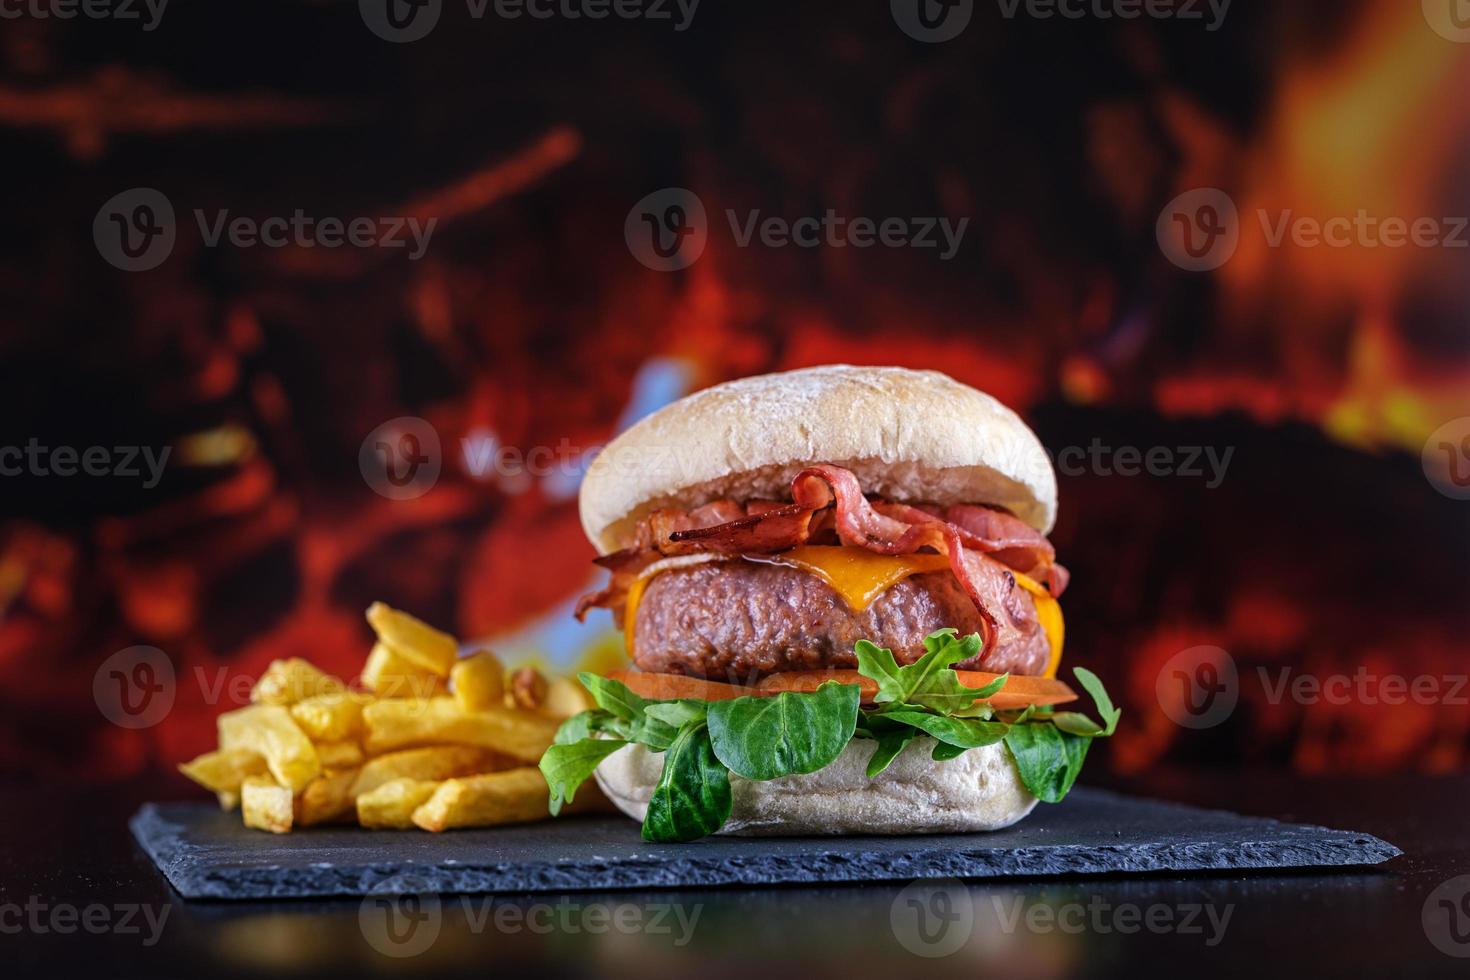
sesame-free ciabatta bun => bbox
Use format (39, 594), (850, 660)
(580, 364), (1057, 554)
(594, 737), (1039, 835)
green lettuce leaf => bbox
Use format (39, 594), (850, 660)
(707, 681), (860, 780)
(931, 741), (970, 762)
(877, 709), (1010, 750)
(856, 715), (918, 777)
(641, 722), (732, 843)
(1003, 724), (1092, 803)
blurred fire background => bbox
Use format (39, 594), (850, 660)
(0, 0), (1467, 787)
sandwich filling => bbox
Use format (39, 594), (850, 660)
(576, 462), (1067, 680)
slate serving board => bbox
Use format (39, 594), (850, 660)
(131, 788), (1401, 900)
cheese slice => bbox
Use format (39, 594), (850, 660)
(623, 546), (1064, 675)
(753, 545), (952, 613)
(1013, 570), (1065, 678)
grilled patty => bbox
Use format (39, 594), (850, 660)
(630, 560), (1050, 681)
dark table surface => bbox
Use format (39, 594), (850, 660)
(3, 770), (1466, 979)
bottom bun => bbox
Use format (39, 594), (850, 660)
(593, 737), (1038, 836)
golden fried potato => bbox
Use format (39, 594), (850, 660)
(295, 767), (360, 826)
(411, 768), (550, 832)
(356, 777), (443, 829)
(360, 642), (445, 699)
(542, 677), (593, 719)
(365, 602), (457, 677)
(242, 775), (294, 833)
(251, 658), (346, 706)
(217, 791), (240, 811)
(313, 739), (365, 769)
(217, 704), (321, 792)
(349, 745), (510, 799)
(362, 697), (560, 762)
(290, 692), (365, 742)
(178, 747), (268, 795)
(450, 650), (505, 712)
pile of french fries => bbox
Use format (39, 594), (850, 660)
(179, 603), (596, 833)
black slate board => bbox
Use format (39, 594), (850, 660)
(130, 788), (1401, 900)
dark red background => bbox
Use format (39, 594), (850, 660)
(1, 0), (1467, 786)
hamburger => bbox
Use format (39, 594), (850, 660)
(540, 365), (1118, 841)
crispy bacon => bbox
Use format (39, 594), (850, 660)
(577, 463), (1067, 668)
(665, 464), (1066, 593)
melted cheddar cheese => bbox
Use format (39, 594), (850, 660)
(623, 546), (1064, 675)
(753, 545), (952, 612)
(1012, 570), (1065, 678)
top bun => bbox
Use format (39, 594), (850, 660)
(580, 365), (1056, 554)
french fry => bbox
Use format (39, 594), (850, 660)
(178, 747), (268, 795)
(295, 767), (360, 826)
(361, 642), (445, 699)
(542, 677), (593, 719)
(357, 777), (443, 829)
(365, 602), (457, 677)
(218, 705), (322, 792)
(290, 692), (365, 742)
(242, 775), (294, 833)
(450, 650), (505, 712)
(313, 739), (365, 769)
(251, 658), (346, 706)
(363, 697), (560, 762)
(411, 768), (550, 832)
(349, 745), (510, 799)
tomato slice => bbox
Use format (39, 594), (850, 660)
(606, 668), (1077, 710)
(605, 670), (750, 702)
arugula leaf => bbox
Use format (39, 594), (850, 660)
(577, 673), (652, 722)
(855, 630), (1002, 713)
(1073, 666), (1122, 736)
(878, 709), (1010, 749)
(554, 711), (600, 746)
(555, 709), (632, 745)
(540, 737), (628, 815)
(1049, 712), (1105, 736)
(1003, 724), (1092, 803)
(641, 722), (732, 843)
(707, 681), (860, 780)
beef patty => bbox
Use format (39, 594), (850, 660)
(630, 560), (1050, 680)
